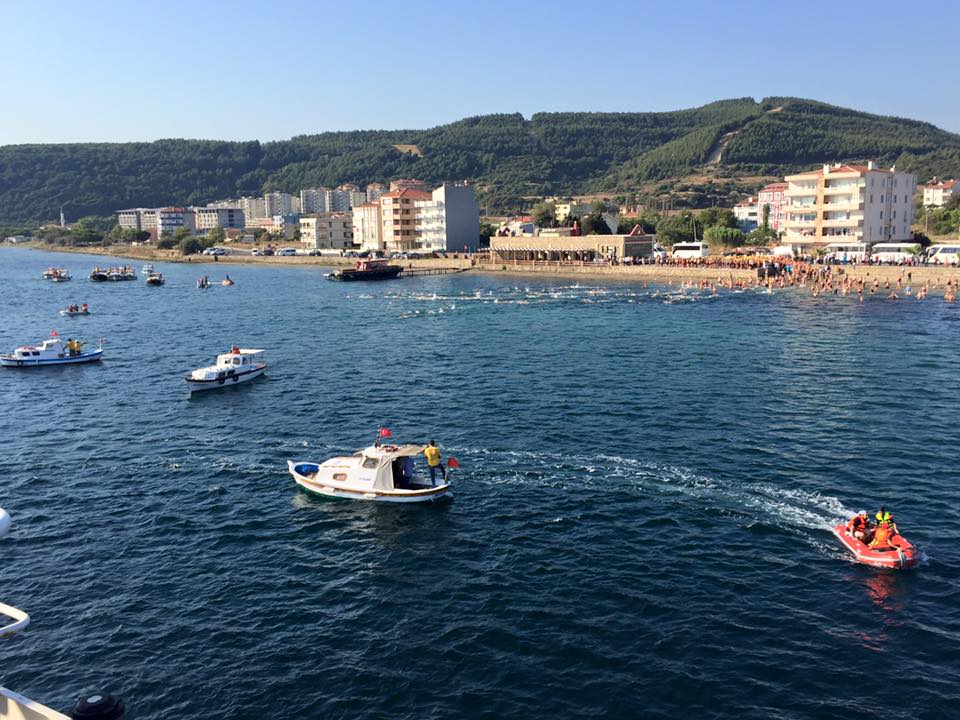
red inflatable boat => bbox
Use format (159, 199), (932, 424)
(832, 524), (919, 569)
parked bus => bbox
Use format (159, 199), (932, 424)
(671, 242), (709, 259)
(870, 242), (920, 264)
(823, 242), (869, 262)
(926, 243), (960, 265)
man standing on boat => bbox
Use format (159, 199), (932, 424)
(424, 440), (446, 486)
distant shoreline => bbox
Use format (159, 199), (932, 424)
(10, 243), (960, 287)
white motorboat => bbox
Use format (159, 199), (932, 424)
(146, 272), (165, 286)
(42, 267), (71, 281)
(141, 264), (154, 275)
(288, 442), (452, 503)
(59, 303), (90, 316)
(0, 335), (103, 367)
(185, 346), (267, 391)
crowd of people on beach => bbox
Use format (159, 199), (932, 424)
(658, 261), (958, 302)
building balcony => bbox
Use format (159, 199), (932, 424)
(822, 184), (862, 195)
(785, 186), (817, 196)
(785, 204), (818, 213)
(821, 198), (863, 211)
(821, 217), (862, 228)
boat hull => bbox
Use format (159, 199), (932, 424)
(59, 310), (90, 316)
(831, 524), (919, 569)
(0, 350), (103, 368)
(327, 266), (403, 282)
(185, 364), (266, 392)
(288, 461), (451, 503)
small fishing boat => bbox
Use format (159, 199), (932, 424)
(288, 440), (454, 503)
(0, 334), (103, 368)
(90, 266), (136, 282)
(59, 304), (90, 316)
(42, 268), (71, 282)
(141, 264), (154, 275)
(146, 272), (165, 286)
(326, 258), (403, 282)
(184, 346), (267, 392)
(831, 524), (919, 569)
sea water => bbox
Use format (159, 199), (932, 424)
(1, 248), (959, 719)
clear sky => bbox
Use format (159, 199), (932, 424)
(1, 0), (957, 144)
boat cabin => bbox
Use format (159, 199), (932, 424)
(313, 444), (434, 492)
(11, 338), (69, 360)
(215, 347), (264, 369)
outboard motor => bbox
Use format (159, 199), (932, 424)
(70, 692), (125, 720)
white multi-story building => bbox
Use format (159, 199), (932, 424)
(352, 202), (382, 251)
(264, 192), (294, 217)
(414, 183), (480, 252)
(300, 187), (330, 214)
(116, 208), (152, 231)
(156, 207), (195, 238)
(922, 179), (958, 207)
(241, 196), (267, 221)
(299, 212), (354, 250)
(783, 163), (915, 250)
(733, 197), (759, 231)
(194, 206), (245, 234)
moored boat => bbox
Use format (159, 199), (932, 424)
(288, 441), (453, 503)
(831, 523), (919, 569)
(146, 272), (165, 286)
(90, 265), (136, 282)
(185, 346), (267, 391)
(0, 334), (103, 368)
(326, 258), (403, 281)
(141, 264), (154, 275)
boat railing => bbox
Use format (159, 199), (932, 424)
(0, 602), (30, 638)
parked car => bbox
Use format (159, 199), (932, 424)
(277, 247), (298, 256)
(261, 247), (275, 256)
(250, 248), (260, 256)
(306, 249), (321, 256)
(203, 247), (226, 256)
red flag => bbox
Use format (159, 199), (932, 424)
(379, 427), (392, 438)
(51, 330), (59, 337)
(447, 457), (460, 469)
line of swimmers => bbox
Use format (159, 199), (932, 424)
(846, 506), (899, 548)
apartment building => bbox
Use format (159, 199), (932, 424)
(922, 179), (958, 207)
(366, 183), (387, 203)
(116, 208), (154, 231)
(756, 182), (788, 232)
(381, 189), (430, 252)
(264, 192), (294, 217)
(300, 187), (330, 214)
(783, 162), (916, 249)
(352, 202), (382, 251)
(552, 200), (593, 223)
(156, 207), (195, 238)
(300, 212), (354, 250)
(414, 184), (481, 252)
(241, 195), (267, 220)
(733, 197), (759, 231)
(194, 206), (244, 234)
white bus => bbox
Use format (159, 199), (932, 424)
(927, 243), (960, 266)
(671, 242), (709, 259)
(823, 242), (869, 262)
(871, 242), (920, 264)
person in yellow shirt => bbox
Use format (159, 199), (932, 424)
(424, 440), (446, 486)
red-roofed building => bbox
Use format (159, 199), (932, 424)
(922, 179), (958, 207)
(757, 182), (788, 232)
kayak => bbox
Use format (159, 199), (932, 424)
(831, 524), (919, 569)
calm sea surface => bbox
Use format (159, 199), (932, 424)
(1, 247), (959, 719)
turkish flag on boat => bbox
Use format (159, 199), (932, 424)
(51, 330), (59, 336)
(447, 457), (460, 469)
(379, 427), (392, 438)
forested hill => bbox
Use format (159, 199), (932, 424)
(3, 97), (960, 224)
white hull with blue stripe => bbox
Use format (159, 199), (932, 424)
(0, 336), (103, 368)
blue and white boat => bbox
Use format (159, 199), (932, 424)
(0, 335), (103, 368)
(184, 346), (267, 391)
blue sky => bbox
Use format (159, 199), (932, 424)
(1, 0), (956, 144)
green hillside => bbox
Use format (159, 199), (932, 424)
(2, 97), (960, 225)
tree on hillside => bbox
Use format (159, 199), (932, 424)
(173, 226), (192, 243)
(531, 201), (557, 228)
(206, 225), (226, 244)
(479, 221), (496, 247)
(581, 212), (612, 235)
(179, 237), (202, 255)
(698, 207), (739, 229)
(656, 211), (696, 246)
(761, 203), (771, 232)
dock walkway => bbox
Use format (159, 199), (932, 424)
(399, 267), (469, 277)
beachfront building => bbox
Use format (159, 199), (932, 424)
(733, 197), (759, 231)
(490, 233), (659, 264)
(246, 214), (299, 238)
(194, 206), (244, 234)
(299, 212), (354, 250)
(156, 207), (195, 238)
(757, 182), (789, 232)
(922, 179), (958, 207)
(414, 183), (481, 252)
(116, 208), (155, 231)
(352, 202), (382, 251)
(553, 200), (593, 223)
(782, 163), (916, 251)
(380, 188), (430, 252)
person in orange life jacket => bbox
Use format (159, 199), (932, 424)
(869, 522), (893, 549)
(423, 440), (446, 486)
(847, 511), (871, 540)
